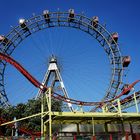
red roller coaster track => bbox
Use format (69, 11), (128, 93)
(0, 52), (139, 106)
(0, 117), (41, 136)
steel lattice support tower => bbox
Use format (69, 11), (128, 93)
(36, 56), (73, 111)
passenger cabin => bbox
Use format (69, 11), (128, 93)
(68, 9), (74, 22)
(0, 35), (5, 42)
(0, 35), (10, 46)
(111, 32), (118, 44)
(122, 84), (130, 95)
(122, 56), (131, 67)
(19, 19), (29, 31)
(92, 16), (99, 28)
(43, 10), (50, 23)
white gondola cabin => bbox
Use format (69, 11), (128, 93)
(92, 16), (99, 28)
(68, 9), (75, 22)
(19, 18), (29, 31)
(43, 10), (50, 23)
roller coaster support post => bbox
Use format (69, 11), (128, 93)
(117, 99), (122, 116)
(92, 117), (96, 140)
(134, 92), (139, 113)
(41, 92), (44, 138)
(41, 87), (52, 139)
(48, 87), (52, 140)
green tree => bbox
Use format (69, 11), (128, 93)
(0, 97), (62, 136)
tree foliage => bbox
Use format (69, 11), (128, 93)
(0, 98), (62, 136)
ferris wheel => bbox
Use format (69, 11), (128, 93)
(0, 9), (131, 110)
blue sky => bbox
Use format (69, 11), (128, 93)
(0, 0), (140, 110)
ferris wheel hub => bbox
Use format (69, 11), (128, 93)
(49, 55), (57, 64)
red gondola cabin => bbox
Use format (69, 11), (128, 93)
(122, 56), (131, 67)
(122, 84), (130, 95)
(111, 32), (118, 44)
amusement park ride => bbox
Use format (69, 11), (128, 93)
(0, 9), (140, 139)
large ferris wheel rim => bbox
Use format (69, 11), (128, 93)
(0, 10), (123, 107)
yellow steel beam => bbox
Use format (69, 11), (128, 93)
(51, 111), (140, 117)
(1, 111), (140, 127)
(134, 92), (139, 113)
(0, 112), (44, 126)
(43, 111), (140, 125)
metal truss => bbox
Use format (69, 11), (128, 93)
(36, 56), (74, 111)
(0, 10), (124, 108)
(1, 88), (140, 139)
(109, 91), (140, 112)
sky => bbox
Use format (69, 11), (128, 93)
(0, 0), (140, 111)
